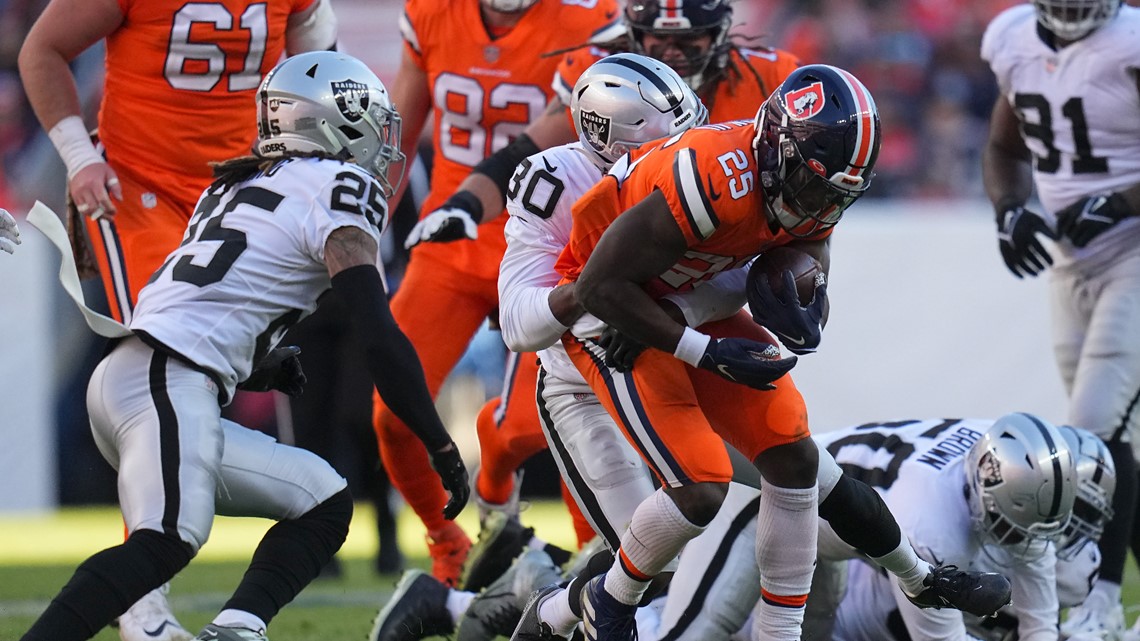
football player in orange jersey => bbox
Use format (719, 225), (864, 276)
(370, 0), (620, 587)
(552, 64), (880, 641)
(18, 1), (337, 639)
(404, 0), (802, 580)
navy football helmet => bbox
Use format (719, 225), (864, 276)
(625, 0), (733, 89)
(753, 64), (881, 237)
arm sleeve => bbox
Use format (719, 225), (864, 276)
(1012, 546), (1062, 641)
(661, 266), (747, 327)
(331, 264), (450, 451)
(498, 213), (570, 352)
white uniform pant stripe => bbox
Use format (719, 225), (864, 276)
(494, 350), (522, 426)
(97, 217), (133, 324)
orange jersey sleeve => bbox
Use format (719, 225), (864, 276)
(559, 122), (829, 297)
(99, 0), (310, 209)
(552, 46), (607, 106)
(704, 47), (801, 122)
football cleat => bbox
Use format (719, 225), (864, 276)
(561, 536), (613, 580)
(426, 521), (472, 587)
(1061, 591), (1126, 641)
(903, 564), (1012, 617)
(511, 584), (571, 641)
(1121, 613), (1140, 641)
(369, 569), (454, 641)
(193, 624), (267, 641)
(581, 575), (637, 641)
(118, 584), (193, 641)
(461, 510), (534, 592)
(456, 549), (563, 641)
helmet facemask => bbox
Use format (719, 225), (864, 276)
(480, 0), (539, 12)
(1033, 0), (1121, 40)
(1056, 426), (1116, 559)
(625, 1), (733, 90)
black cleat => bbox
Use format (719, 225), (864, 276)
(461, 510), (534, 592)
(905, 564), (1012, 617)
(369, 569), (454, 641)
(456, 549), (563, 641)
(511, 584), (569, 641)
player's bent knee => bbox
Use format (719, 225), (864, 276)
(754, 438), (819, 488)
(567, 420), (648, 491)
(128, 528), (196, 577)
(665, 482), (728, 527)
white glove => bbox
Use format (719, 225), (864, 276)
(404, 206), (479, 249)
(0, 209), (21, 254)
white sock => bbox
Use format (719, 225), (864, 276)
(538, 586), (581, 637)
(1090, 579), (1122, 605)
(753, 480), (818, 641)
(872, 537), (933, 597)
(212, 609), (267, 633)
(446, 590), (476, 626)
(604, 489), (706, 605)
(528, 536), (547, 551)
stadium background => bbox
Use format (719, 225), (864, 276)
(0, 0), (1134, 637)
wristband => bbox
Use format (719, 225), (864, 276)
(443, 190), (485, 224)
(673, 326), (711, 367)
(48, 116), (103, 180)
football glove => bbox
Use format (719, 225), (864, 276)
(429, 442), (470, 520)
(598, 325), (647, 373)
(995, 203), (1056, 278)
(404, 191), (482, 249)
(239, 346), (306, 397)
(748, 270), (826, 355)
(697, 337), (797, 390)
(0, 209), (20, 255)
(1054, 192), (1131, 248)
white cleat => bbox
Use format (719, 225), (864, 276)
(118, 584), (193, 641)
(1062, 591), (1125, 641)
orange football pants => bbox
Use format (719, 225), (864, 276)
(563, 310), (810, 487)
(84, 167), (196, 323)
(475, 351), (595, 547)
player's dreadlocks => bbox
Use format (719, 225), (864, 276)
(208, 150), (349, 193)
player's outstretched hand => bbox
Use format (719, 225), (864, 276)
(70, 162), (122, 221)
(0, 209), (21, 254)
(1054, 192), (1131, 248)
(404, 190), (486, 249)
(429, 442), (470, 520)
(995, 204), (1056, 278)
(239, 346), (306, 397)
(697, 337), (797, 390)
(598, 325), (646, 372)
(749, 270), (826, 355)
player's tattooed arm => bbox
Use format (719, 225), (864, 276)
(324, 225), (379, 275)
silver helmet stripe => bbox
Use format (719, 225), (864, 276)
(606, 55), (684, 116)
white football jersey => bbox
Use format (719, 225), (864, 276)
(131, 157), (387, 402)
(816, 418), (1061, 641)
(498, 141), (606, 388)
(981, 5), (1140, 263)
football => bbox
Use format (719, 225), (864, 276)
(748, 247), (824, 307)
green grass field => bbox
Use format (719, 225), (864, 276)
(1, 503), (1137, 641)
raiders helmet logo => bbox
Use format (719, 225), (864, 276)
(579, 110), (611, 151)
(785, 82), (825, 120)
(978, 451), (1004, 488)
(331, 80), (370, 123)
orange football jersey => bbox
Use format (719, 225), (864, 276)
(554, 46), (801, 122)
(557, 121), (830, 298)
(401, 0), (619, 280)
(99, 0), (313, 209)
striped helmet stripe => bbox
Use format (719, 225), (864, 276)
(606, 55), (683, 113)
(1023, 413), (1065, 519)
(833, 68), (877, 177)
(664, 0), (682, 19)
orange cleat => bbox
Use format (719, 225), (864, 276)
(426, 522), (472, 587)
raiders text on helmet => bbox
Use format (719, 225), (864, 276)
(965, 413), (1077, 559)
(571, 53), (708, 165)
(1033, 0), (1121, 40)
(625, 0), (733, 89)
(753, 64), (880, 238)
(255, 51), (406, 197)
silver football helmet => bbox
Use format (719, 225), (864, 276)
(1033, 0), (1121, 40)
(571, 53), (708, 165)
(255, 51), (405, 197)
(481, 0), (539, 12)
(965, 413), (1077, 559)
(1056, 425), (1116, 558)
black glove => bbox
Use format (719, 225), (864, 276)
(238, 346), (306, 396)
(598, 325), (647, 372)
(429, 442), (470, 520)
(404, 191), (483, 249)
(995, 203), (1056, 278)
(696, 337), (797, 390)
(1054, 192), (1131, 248)
(748, 270), (826, 355)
